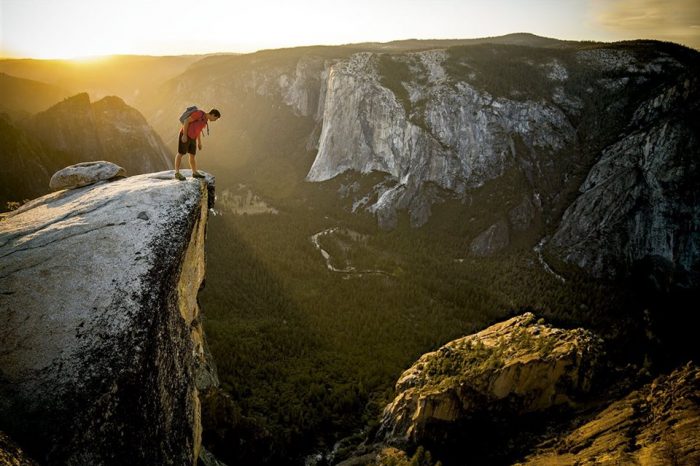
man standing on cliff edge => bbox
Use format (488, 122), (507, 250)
(174, 108), (221, 180)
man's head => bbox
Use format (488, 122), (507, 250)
(208, 109), (221, 121)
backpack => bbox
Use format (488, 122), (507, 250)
(179, 106), (199, 124)
(179, 106), (209, 136)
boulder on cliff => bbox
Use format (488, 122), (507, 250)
(49, 161), (126, 191)
(378, 313), (604, 447)
(0, 170), (216, 465)
(517, 362), (700, 465)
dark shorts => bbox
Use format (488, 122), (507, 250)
(178, 132), (197, 155)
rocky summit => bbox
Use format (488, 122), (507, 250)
(30, 93), (172, 176)
(0, 170), (216, 465)
(377, 313), (604, 447)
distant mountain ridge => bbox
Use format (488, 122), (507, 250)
(0, 54), (213, 106)
(0, 72), (71, 118)
(1, 91), (172, 209)
(353, 32), (577, 51)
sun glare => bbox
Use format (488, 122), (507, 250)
(62, 55), (116, 64)
(1, 0), (698, 59)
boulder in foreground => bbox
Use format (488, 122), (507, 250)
(49, 160), (126, 191)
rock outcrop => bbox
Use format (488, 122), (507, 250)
(30, 93), (172, 176)
(469, 219), (510, 257)
(339, 315), (700, 465)
(546, 76), (700, 285)
(0, 170), (217, 465)
(49, 161), (126, 190)
(517, 362), (700, 465)
(378, 313), (604, 446)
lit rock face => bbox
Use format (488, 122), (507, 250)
(306, 51), (574, 228)
(546, 77), (700, 283)
(517, 363), (700, 466)
(0, 170), (217, 465)
(0, 431), (39, 466)
(377, 313), (604, 446)
(300, 44), (699, 283)
(49, 161), (126, 191)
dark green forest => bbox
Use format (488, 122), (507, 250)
(197, 174), (642, 465)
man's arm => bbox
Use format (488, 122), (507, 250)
(197, 132), (203, 150)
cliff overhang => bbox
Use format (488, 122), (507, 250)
(0, 170), (217, 465)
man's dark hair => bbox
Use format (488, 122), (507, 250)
(210, 109), (221, 118)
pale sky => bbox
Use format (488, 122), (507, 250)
(1, 0), (698, 59)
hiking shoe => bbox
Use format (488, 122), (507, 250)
(174, 172), (186, 181)
(192, 172), (205, 179)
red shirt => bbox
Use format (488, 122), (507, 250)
(184, 110), (207, 139)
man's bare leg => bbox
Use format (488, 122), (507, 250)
(174, 153), (185, 180)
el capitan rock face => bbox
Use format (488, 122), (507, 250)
(305, 50), (575, 230)
(0, 170), (216, 465)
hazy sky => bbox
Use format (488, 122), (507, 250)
(1, 0), (699, 58)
